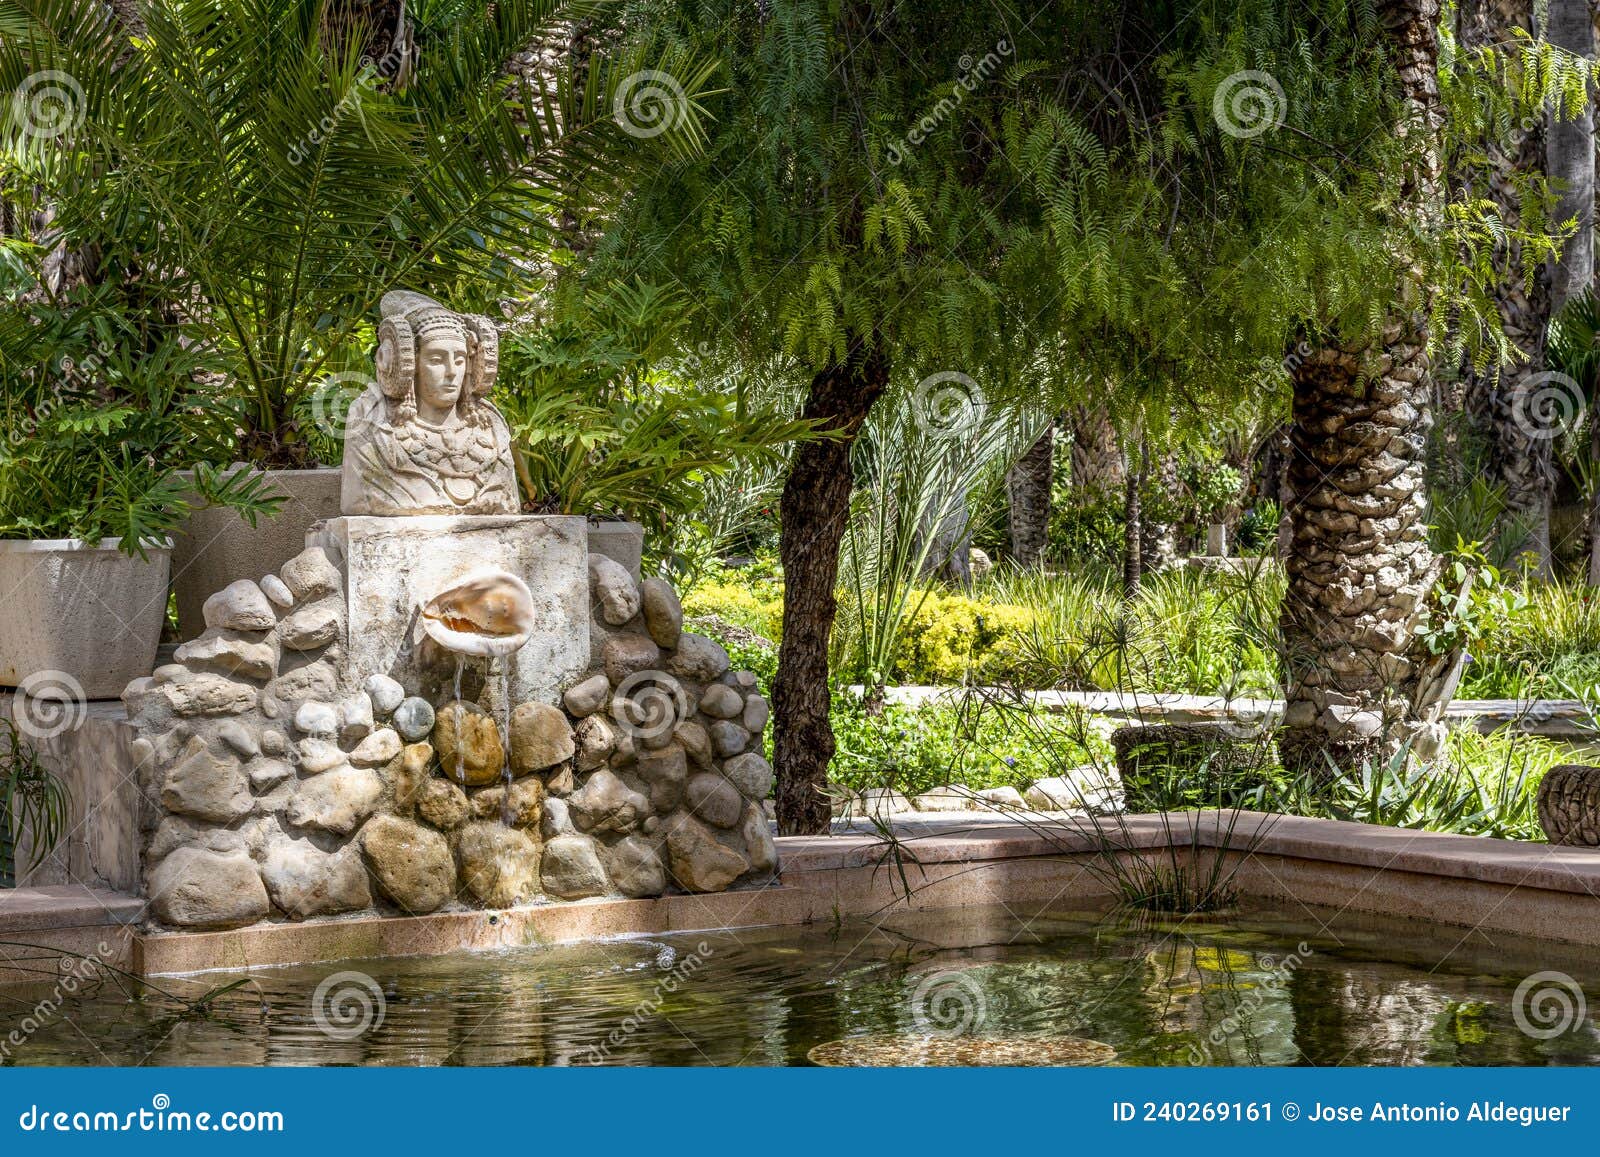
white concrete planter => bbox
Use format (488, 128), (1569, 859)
(0, 538), (172, 699)
(170, 467), (342, 639)
(1205, 522), (1228, 557)
(587, 519), (644, 583)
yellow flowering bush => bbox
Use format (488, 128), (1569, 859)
(681, 578), (784, 642)
(894, 591), (1036, 685)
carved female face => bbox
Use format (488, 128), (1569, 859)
(415, 333), (469, 421)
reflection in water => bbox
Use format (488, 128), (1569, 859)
(4, 902), (1600, 1066)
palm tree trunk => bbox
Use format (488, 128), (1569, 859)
(1006, 421), (1054, 567)
(1067, 405), (1124, 502)
(1122, 444), (1144, 599)
(1279, 0), (1444, 776)
(1549, 0), (1595, 311)
(772, 344), (889, 835)
(1461, 0), (1555, 574)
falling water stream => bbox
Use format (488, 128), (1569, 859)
(452, 655), (466, 785)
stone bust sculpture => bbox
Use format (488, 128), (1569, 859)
(341, 290), (521, 516)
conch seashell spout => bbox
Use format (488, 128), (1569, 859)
(418, 568), (536, 658)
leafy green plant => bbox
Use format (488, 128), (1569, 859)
(497, 281), (815, 534)
(1262, 726), (1554, 842)
(827, 690), (1110, 798)
(0, 719), (70, 888)
(0, 0), (717, 465)
(834, 395), (1034, 696)
(0, 289), (284, 554)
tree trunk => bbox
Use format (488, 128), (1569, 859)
(1460, 0), (1554, 573)
(1067, 405), (1124, 502)
(1006, 421), (1054, 567)
(1549, 0), (1595, 311)
(772, 345), (890, 836)
(1591, 418), (1600, 585)
(1141, 443), (1180, 569)
(1122, 445), (1144, 599)
(1279, 0), (1443, 776)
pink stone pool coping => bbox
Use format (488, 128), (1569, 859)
(8, 812), (1600, 978)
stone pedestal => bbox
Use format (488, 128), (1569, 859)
(310, 515), (590, 706)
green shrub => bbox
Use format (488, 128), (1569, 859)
(827, 691), (1111, 797)
(893, 590), (1036, 685)
(681, 573), (784, 643)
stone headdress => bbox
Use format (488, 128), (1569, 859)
(374, 290), (499, 425)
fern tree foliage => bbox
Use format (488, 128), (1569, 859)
(0, 0), (715, 465)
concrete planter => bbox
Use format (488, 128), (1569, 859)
(586, 519), (644, 583)
(0, 538), (172, 699)
(170, 467), (342, 639)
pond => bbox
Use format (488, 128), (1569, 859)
(4, 902), (1598, 1065)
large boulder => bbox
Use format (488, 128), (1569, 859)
(573, 715), (617, 771)
(509, 702), (574, 773)
(361, 815), (455, 914)
(666, 634), (729, 682)
(278, 546), (341, 602)
(639, 578), (683, 649)
(285, 764), (383, 834)
(603, 635), (662, 686)
(741, 804), (776, 872)
(562, 673), (612, 717)
(723, 753), (773, 801)
(279, 603), (342, 651)
(697, 684), (743, 720)
(161, 736), (252, 823)
(174, 629), (277, 681)
(588, 554), (642, 625)
(605, 834), (666, 898)
(149, 848), (270, 929)
(203, 580), (276, 632)
(260, 839), (371, 920)
(664, 814), (748, 893)
(416, 778), (470, 831)
(686, 773), (743, 829)
(568, 768), (650, 836)
(455, 823), (540, 907)
(432, 700), (505, 786)
(540, 834), (611, 899)
(160, 672), (259, 718)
